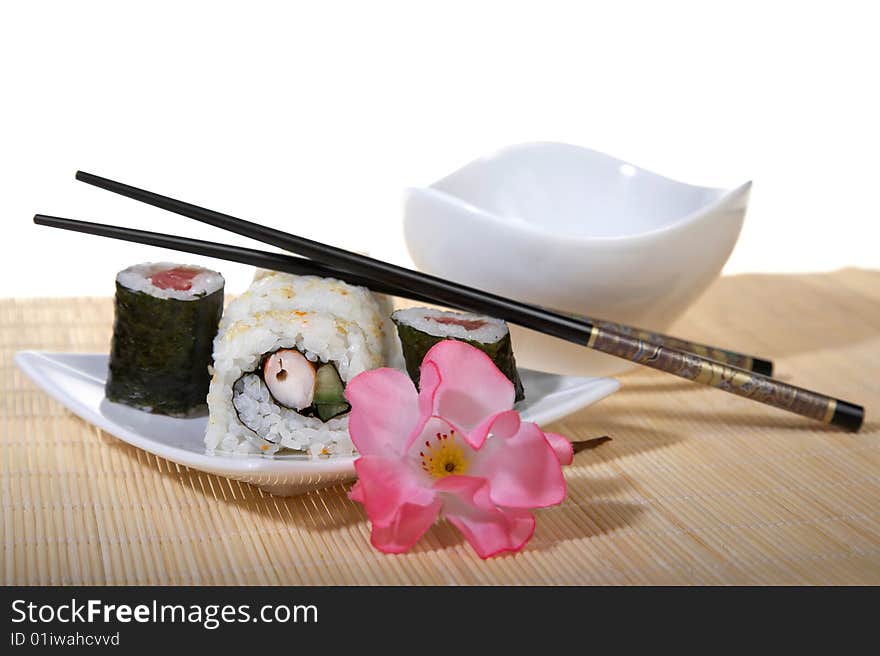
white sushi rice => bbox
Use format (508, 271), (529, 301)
(116, 262), (224, 301)
(224, 269), (399, 361)
(205, 272), (393, 456)
(391, 307), (508, 343)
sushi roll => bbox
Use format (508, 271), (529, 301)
(391, 307), (525, 402)
(106, 262), (224, 416)
(205, 272), (396, 456)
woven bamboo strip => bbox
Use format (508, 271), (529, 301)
(1, 270), (878, 584)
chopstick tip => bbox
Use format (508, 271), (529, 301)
(753, 358), (774, 376)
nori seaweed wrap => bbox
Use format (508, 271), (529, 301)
(391, 307), (525, 402)
(106, 263), (224, 416)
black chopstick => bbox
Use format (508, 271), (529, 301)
(32, 215), (441, 306)
(72, 171), (592, 341)
(36, 213), (774, 379)
(72, 171), (772, 374)
(66, 172), (865, 430)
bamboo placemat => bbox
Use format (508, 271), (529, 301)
(2, 269), (879, 585)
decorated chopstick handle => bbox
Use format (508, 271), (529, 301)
(588, 318), (772, 374)
(586, 325), (864, 430)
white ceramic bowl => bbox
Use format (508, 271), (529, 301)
(404, 142), (751, 376)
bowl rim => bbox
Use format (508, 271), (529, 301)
(406, 141), (751, 243)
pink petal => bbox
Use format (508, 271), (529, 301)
(346, 368), (423, 456)
(369, 498), (443, 554)
(416, 360), (441, 428)
(349, 480), (365, 503)
(544, 432), (574, 466)
(470, 414), (567, 509)
(434, 476), (536, 559)
(420, 341), (515, 446)
(352, 455), (436, 527)
(467, 408), (521, 450)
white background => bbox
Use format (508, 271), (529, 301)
(1, 1), (877, 298)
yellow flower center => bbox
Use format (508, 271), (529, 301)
(420, 430), (468, 478)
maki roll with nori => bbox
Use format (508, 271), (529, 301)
(205, 271), (396, 456)
(106, 262), (224, 416)
(391, 307), (525, 402)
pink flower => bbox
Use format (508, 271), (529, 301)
(346, 340), (573, 559)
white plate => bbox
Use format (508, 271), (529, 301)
(14, 351), (619, 496)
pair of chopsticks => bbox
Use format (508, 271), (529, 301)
(34, 217), (769, 372)
(34, 171), (864, 431)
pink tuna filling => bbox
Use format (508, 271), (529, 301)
(430, 316), (487, 331)
(150, 266), (201, 291)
